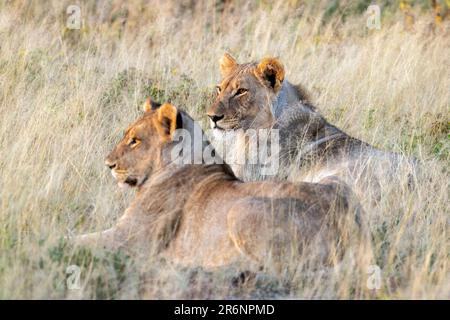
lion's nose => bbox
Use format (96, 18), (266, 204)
(105, 159), (116, 170)
(208, 114), (224, 124)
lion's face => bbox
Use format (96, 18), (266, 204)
(105, 100), (179, 188)
(206, 53), (285, 132)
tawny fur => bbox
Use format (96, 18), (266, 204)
(207, 53), (417, 198)
(75, 102), (363, 271)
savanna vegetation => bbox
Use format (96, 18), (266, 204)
(0, 0), (448, 299)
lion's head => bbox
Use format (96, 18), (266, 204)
(105, 99), (182, 188)
(206, 53), (285, 131)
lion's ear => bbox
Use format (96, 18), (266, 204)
(155, 103), (179, 141)
(219, 53), (237, 77)
(256, 57), (285, 92)
(143, 98), (161, 112)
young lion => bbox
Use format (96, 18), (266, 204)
(206, 53), (417, 198)
(75, 99), (362, 270)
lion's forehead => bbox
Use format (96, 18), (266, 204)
(221, 64), (258, 89)
(125, 118), (154, 137)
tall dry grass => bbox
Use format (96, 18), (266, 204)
(0, 0), (448, 299)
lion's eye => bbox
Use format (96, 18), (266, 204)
(216, 86), (222, 95)
(129, 138), (139, 147)
(235, 88), (248, 96)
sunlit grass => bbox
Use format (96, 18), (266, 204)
(0, 0), (448, 299)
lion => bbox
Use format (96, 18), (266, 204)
(206, 53), (417, 198)
(75, 99), (363, 271)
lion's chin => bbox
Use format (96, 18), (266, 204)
(111, 167), (146, 188)
(117, 180), (137, 190)
(211, 127), (226, 140)
(117, 175), (147, 189)
(124, 176), (138, 186)
(117, 181), (131, 190)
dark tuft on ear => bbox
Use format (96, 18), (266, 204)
(143, 98), (162, 112)
(256, 57), (285, 92)
(161, 117), (171, 136)
(266, 72), (277, 88)
(155, 103), (179, 141)
(151, 101), (162, 110)
(176, 111), (183, 129)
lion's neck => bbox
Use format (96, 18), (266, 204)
(145, 163), (235, 189)
(160, 111), (225, 166)
(272, 80), (310, 118)
(131, 163), (235, 251)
